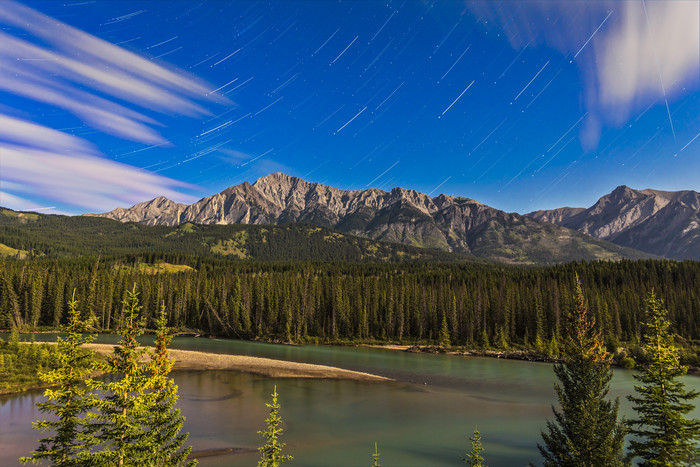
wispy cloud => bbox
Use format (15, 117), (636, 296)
(0, 1), (229, 213)
(1, 129), (197, 212)
(466, 1), (699, 147)
(598, 1), (699, 123)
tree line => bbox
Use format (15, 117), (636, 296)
(3, 257), (700, 353)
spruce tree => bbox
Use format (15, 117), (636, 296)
(141, 303), (196, 466)
(538, 276), (627, 466)
(462, 427), (487, 467)
(85, 286), (158, 466)
(627, 291), (700, 465)
(258, 386), (292, 467)
(21, 291), (98, 466)
(438, 312), (451, 348)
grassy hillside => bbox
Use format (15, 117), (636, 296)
(0, 208), (470, 263)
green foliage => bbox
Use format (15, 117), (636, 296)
(462, 427), (486, 467)
(141, 304), (196, 467)
(538, 276), (627, 466)
(627, 292), (700, 465)
(258, 386), (292, 467)
(371, 442), (381, 467)
(480, 330), (490, 350)
(4, 257), (700, 353)
(0, 335), (71, 394)
(438, 312), (451, 348)
(21, 291), (98, 466)
(85, 287), (194, 466)
(0, 209), (467, 263)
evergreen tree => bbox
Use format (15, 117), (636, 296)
(462, 427), (486, 467)
(258, 386), (292, 467)
(538, 276), (627, 466)
(627, 291), (700, 465)
(438, 312), (451, 348)
(141, 303), (196, 467)
(86, 286), (157, 466)
(371, 442), (381, 467)
(21, 291), (98, 466)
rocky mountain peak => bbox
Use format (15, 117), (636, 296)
(527, 185), (700, 260)
(90, 173), (651, 263)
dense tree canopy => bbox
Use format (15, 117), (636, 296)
(3, 257), (700, 353)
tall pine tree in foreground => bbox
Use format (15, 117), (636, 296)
(142, 303), (196, 467)
(538, 276), (627, 466)
(627, 291), (700, 465)
(86, 286), (154, 465)
(21, 291), (98, 466)
(258, 386), (292, 467)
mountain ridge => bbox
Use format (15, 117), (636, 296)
(89, 173), (652, 264)
(527, 185), (700, 260)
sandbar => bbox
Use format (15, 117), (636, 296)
(83, 344), (390, 381)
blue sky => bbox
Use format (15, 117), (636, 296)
(1, 0), (698, 215)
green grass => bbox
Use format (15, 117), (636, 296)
(0, 243), (28, 259)
(138, 262), (195, 274)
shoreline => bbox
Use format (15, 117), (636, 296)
(82, 344), (390, 381)
(363, 344), (700, 375)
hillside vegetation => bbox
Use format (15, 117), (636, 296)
(0, 208), (468, 263)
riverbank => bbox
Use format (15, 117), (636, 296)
(82, 344), (390, 381)
(364, 344), (700, 376)
(364, 344), (560, 363)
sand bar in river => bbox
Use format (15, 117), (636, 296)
(83, 343), (390, 381)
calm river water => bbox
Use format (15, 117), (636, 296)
(2, 335), (700, 466)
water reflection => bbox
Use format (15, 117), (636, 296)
(2, 338), (700, 466)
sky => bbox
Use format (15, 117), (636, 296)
(0, 0), (698, 216)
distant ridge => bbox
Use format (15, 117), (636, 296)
(527, 185), (700, 260)
(89, 173), (651, 264)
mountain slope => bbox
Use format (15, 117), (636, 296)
(527, 185), (700, 260)
(0, 207), (468, 262)
(90, 173), (651, 264)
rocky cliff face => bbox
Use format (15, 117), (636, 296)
(91, 173), (650, 264)
(527, 185), (700, 260)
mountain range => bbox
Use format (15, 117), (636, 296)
(90, 173), (650, 264)
(527, 185), (700, 260)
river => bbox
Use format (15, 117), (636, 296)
(2, 335), (700, 466)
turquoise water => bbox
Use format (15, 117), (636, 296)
(2, 335), (700, 466)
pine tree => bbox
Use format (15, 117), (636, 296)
(85, 286), (157, 466)
(438, 312), (451, 348)
(371, 442), (381, 467)
(462, 427), (486, 467)
(258, 386), (292, 467)
(627, 291), (700, 465)
(21, 291), (98, 466)
(141, 303), (196, 467)
(538, 276), (627, 466)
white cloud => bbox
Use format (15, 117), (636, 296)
(0, 2), (228, 111)
(1, 138), (197, 212)
(0, 114), (94, 153)
(598, 1), (699, 122)
(0, 1), (233, 213)
(465, 1), (699, 144)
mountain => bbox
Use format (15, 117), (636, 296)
(90, 173), (651, 264)
(527, 185), (700, 260)
(0, 207), (467, 263)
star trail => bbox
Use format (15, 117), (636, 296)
(0, 0), (698, 215)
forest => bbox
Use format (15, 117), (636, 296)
(2, 255), (699, 358)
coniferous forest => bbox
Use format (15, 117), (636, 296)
(3, 255), (700, 359)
